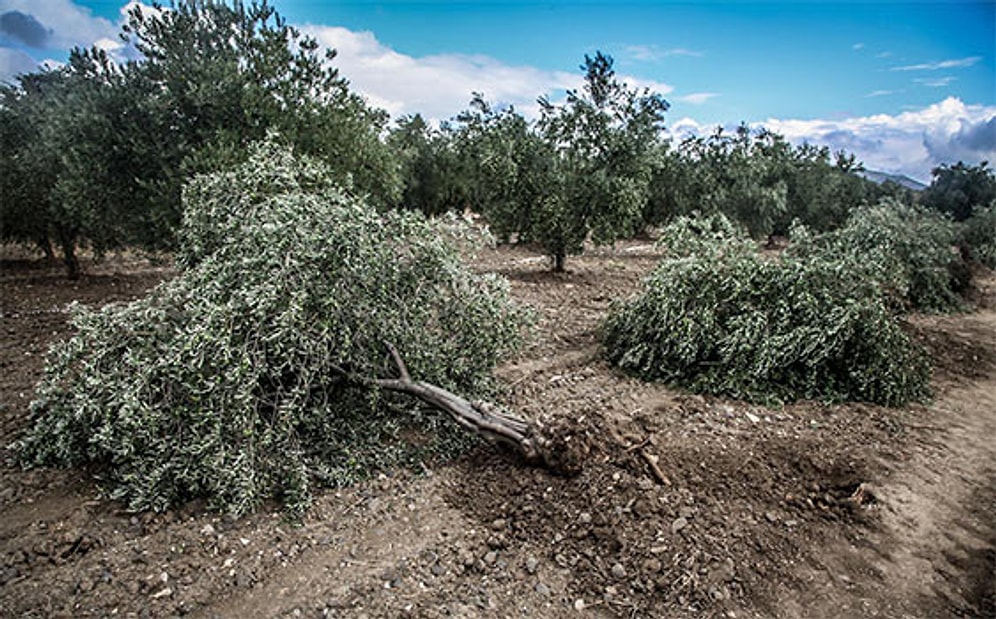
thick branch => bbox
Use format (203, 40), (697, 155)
(330, 343), (584, 474)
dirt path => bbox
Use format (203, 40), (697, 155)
(775, 309), (996, 618)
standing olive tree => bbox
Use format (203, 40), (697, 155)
(0, 50), (163, 278)
(387, 114), (472, 215)
(451, 53), (668, 271)
(921, 161), (996, 222)
(121, 0), (401, 216)
(535, 52), (670, 270)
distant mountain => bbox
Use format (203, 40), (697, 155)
(857, 169), (928, 192)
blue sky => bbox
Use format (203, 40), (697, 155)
(1, 0), (994, 181)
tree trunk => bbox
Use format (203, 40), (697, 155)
(331, 343), (585, 476)
(36, 235), (55, 262)
(552, 251), (566, 273)
(57, 229), (80, 280)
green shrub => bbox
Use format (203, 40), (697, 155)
(788, 199), (967, 313)
(601, 214), (931, 406)
(18, 140), (527, 515)
(958, 205), (996, 269)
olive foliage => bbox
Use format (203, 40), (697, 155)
(601, 214), (932, 406)
(788, 200), (968, 313)
(958, 205), (996, 269)
(18, 141), (527, 515)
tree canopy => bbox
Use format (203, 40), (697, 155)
(922, 161), (996, 222)
(1, 0), (398, 276)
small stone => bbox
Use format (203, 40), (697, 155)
(236, 571), (253, 588)
(745, 412), (761, 424)
(430, 563), (446, 577)
(610, 563), (627, 579)
(579, 512), (592, 525)
(671, 517), (688, 533)
(765, 511), (778, 523)
(483, 551), (498, 566)
(200, 523), (216, 536)
(534, 582), (550, 596)
(490, 518), (507, 531)
(574, 598), (586, 610)
(525, 556), (539, 575)
(150, 587), (172, 599)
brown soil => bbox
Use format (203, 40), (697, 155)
(1, 244), (994, 618)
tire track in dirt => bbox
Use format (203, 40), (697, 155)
(775, 309), (996, 618)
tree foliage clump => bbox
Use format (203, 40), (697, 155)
(450, 53), (668, 271)
(789, 200), (968, 313)
(18, 141), (527, 515)
(1, 0), (398, 277)
(644, 125), (880, 238)
(958, 205), (996, 269)
(601, 214), (931, 406)
(922, 160), (996, 222)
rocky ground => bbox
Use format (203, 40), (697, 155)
(1, 243), (993, 618)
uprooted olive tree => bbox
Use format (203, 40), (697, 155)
(601, 213), (933, 406)
(17, 139), (580, 516)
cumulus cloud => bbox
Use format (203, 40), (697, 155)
(891, 56), (982, 71)
(761, 97), (996, 182)
(303, 25), (683, 121)
(0, 10), (52, 48)
(0, 0), (117, 51)
(664, 98), (995, 182)
(305, 25), (585, 120)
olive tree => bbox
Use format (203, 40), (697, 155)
(534, 52), (669, 270)
(922, 161), (996, 222)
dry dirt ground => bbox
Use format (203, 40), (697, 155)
(1, 243), (994, 618)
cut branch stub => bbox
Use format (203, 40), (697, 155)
(331, 343), (585, 476)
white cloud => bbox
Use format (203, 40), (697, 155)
(664, 98), (996, 183)
(303, 25), (682, 122)
(852, 43), (865, 51)
(864, 90), (894, 98)
(762, 97), (996, 182)
(891, 56), (982, 71)
(0, 46), (38, 82)
(914, 76), (955, 88)
(625, 45), (703, 62)
(305, 25), (585, 120)
(677, 92), (719, 105)
(0, 0), (118, 50)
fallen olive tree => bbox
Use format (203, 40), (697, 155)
(17, 139), (574, 516)
(601, 213), (932, 406)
